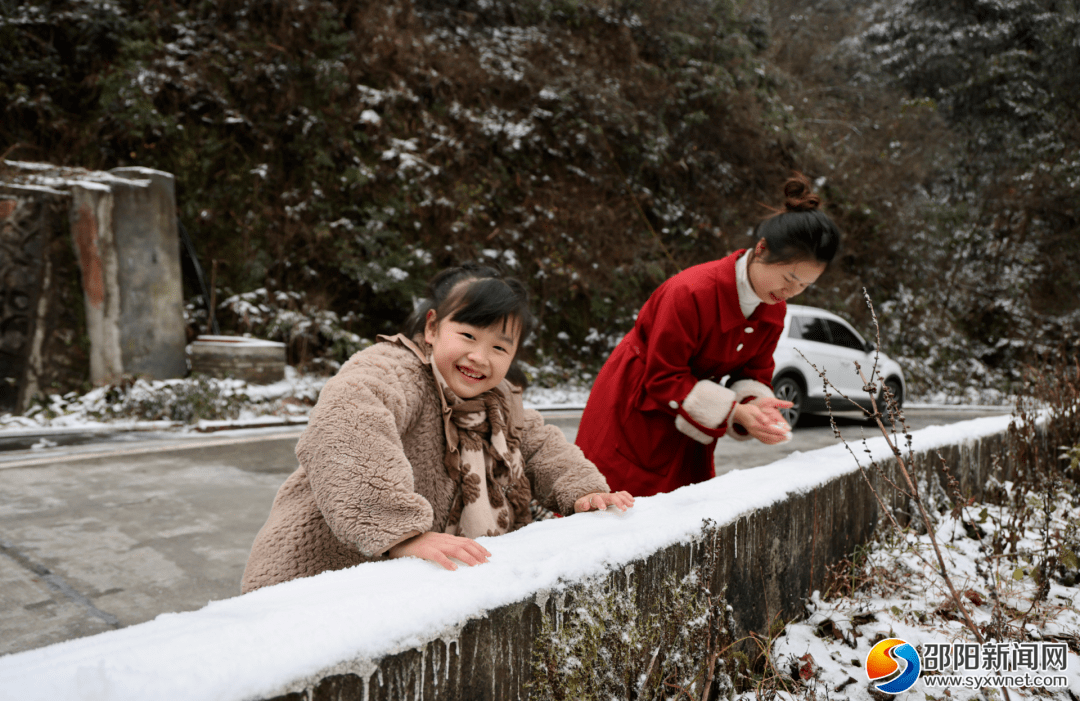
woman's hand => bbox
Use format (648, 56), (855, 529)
(732, 398), (793, 445)
(575, 491), (636, 513)
(386, 531), (492, 571)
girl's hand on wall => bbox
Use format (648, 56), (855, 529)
(575, 491), (636, 513)
(733, 399), (792, 445)
(387, 531), (492, 571)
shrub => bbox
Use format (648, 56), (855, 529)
(529, 520), (761, 700)
(86, 376), (251, 423)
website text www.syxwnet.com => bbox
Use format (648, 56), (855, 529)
(922, 673), (1070, 689)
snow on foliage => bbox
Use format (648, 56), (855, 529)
(3, 0), (1076, 407)
(0, 367), (326, 430)
(755, 483), (1080, 700)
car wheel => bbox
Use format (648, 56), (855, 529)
(880, 377), (903, 409)
(773, 376), (803, 427)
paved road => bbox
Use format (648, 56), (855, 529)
(0, 406), (1009, 657)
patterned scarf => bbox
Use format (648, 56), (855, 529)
(378, 334), (533, 538)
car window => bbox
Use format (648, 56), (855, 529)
(826, 320), (865, 351)
(791, 316), (830, 343)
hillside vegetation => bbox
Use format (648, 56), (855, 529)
(2, 0), (1077, 398)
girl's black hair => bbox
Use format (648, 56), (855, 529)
(403, 262), (536, 387)
(754, 173), (840, 266)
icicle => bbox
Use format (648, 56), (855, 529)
(417, 644), (426, 701)
(436, 627), (462, 682)
(534, 588), (550, 615)
(445, 638), (455, 681)
(431, 640), (441, 688)
(552, 588), (563, 630)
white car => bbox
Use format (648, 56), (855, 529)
(770, 304), (906, 427)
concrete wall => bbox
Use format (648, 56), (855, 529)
(262, 426), (1011, 701)
(0, 183), (90, 413)
(1, 186), (57, 411)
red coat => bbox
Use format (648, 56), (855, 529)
(575, 250), (786, 496)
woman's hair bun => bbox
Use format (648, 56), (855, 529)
(783, 172), (821, 212)
(755, 171), (839, 266)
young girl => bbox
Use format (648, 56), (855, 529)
(575, 174), (841, 497)
(242, 263), (634, 591)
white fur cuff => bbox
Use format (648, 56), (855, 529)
(731, 378), (775, 404)
(674, 380), (736, 444)
(675, 415), (713, 444)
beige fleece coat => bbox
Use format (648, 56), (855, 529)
(242, 341), (610, 592)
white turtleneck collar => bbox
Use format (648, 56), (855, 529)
(735, 250), (763, 319)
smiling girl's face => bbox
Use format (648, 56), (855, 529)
(424, 310), (521, 399)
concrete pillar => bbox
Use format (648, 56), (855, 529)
(69, 181), (124, 383)
(92, 168), (186, 381)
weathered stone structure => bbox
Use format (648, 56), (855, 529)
(0, 182), (89, 413)
(0, 162), (187, 413)
(189, 335), (287, 384)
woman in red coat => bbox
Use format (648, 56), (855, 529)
(575, 175), (840, 496)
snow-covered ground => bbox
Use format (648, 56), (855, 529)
(0, 368), (322, 434)
(0, 367), (590, 436)
(752, 482), (1080, 700)
(5, 413), (1071, 701)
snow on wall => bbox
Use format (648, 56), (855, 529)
(2, 160), (156, 191)
(0, 414), (1014, 701)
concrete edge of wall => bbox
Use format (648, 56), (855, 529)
(261, 424), (1012, 701)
